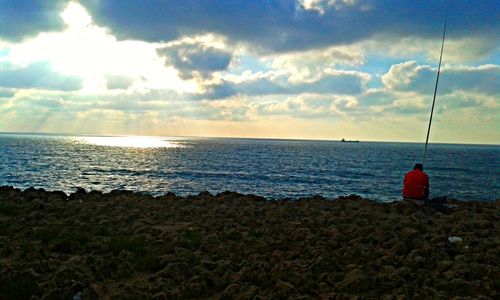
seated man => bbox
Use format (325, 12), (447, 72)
(402, 163), (429, 207)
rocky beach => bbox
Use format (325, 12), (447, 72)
(0, 186), (498, 299)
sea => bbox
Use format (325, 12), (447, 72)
(0, 133), (498, 202)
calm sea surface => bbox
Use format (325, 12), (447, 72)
(0, 133), (498, 201)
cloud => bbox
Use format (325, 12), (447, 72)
(0, 2), (197, 93)
(250, 94), (358, 118)
(2, 2), (197, 94)
(0, 0), (68, 41)
(268, 45), (365, 83)
(2, 79), (497, 143)
(359, 85), (499, 122)
(0, 1), (497, 144)
(382, 61), (500, 95)
(0, 62), (83, 91)
(157, 37), (233, 80)
(356, 88), (396, 107)
(105, 75), (134, 90)
(298, 0), (360, 14)
(80, 0), (499, 53)
(204, 69), (371, 99)
(0, 89), (15, 98)
(364, 36), (500, 64)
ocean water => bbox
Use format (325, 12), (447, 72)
(0, 133), (498, 201)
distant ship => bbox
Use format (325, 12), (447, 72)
(341, 138), (359, 143)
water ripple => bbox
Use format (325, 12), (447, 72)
(0, 134), (498, 201)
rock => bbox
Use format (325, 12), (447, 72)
(80, 284), (100, 300)
(219, 283), (240, 299)
(47, 191), (68, 201)
(0, 270), (40, 299)
(336, 268), (374, 293)
(68, 188), (87, 201)
(448, 236), (463, 243)
(0, 187), (498, 299)
(273, 280), (297, 297)
(156, 262), (192, 281)
(198, 191), (213, 198)
(241, 285), (259, 299)
(152, 292), (168, 300)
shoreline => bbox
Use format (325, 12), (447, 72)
(1, 186), (499, 298)
(2, 186), (498, 203)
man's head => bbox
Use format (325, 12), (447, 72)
(413, 163), (424, 170)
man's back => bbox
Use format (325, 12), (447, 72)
(403, 169), (429, 199)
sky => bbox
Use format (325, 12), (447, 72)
(0, 0), (498, 144)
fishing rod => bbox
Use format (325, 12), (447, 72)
(422, 14), (447, 166)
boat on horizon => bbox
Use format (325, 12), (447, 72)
(341, 138), (359, 143)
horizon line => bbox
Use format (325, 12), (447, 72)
(1, 130), (498, 146)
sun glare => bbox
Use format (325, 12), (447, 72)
(4, 1), (197, 95)
(78, 136), (181, 148)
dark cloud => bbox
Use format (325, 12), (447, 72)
(80, 0), (499, 52)
(0, 0), (68, 41)
(157, 44), (232, 79)
(0, 62), (83, 91)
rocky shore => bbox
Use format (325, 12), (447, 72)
(0, 186), (498, 299)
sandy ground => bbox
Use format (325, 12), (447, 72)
(0, 186), (499, 299)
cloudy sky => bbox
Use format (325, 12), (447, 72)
(0, 0), (498, 143)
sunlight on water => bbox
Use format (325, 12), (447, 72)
(77, 136), (180, 148)
(0, 133), (498, 200)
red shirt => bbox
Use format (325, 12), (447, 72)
(403, 169), (429, 199)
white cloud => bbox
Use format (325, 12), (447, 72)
(363, 35), (499, 64)
(381, 61), (423, 90)
(381, 61), (500, 95)
(250, 93), (358, 118)
(267, 45), (365, 83)
(298, 0), (359, 14)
